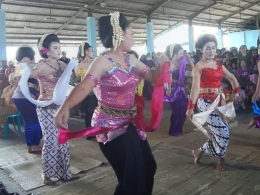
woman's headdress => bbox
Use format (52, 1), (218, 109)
(109, 12), (122, 51)
(80, 42), (85, 57)
(168, 44), (176, 59)
(38, 33), (51, 54)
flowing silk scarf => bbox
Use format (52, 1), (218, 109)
(164, 56), (187, 103)
(19, 59), (78, 107)
(58, 62), (171, 144)
(253, 102), (260, 116)
(192, 93), (236, 138)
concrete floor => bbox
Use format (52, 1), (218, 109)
(1, 102), (260, 195)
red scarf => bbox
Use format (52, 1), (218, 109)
(58, 62), (171, 144)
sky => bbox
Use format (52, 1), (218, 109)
(6, 24), (229, 63)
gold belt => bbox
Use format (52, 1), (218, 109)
(28, 83), (38, 90)
(200, 88), (223, 94)
(97, 103), (137, 117)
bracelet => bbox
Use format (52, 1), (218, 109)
(233, 87), (240, 94)
(187, 99), (195, 110)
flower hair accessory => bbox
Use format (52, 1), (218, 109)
(169, 44), (176, 59)
(38, 33), (51, 51)
(109, 12), (122, 51)
(80, 42), (85, 57)
(42, 47), (48, 54)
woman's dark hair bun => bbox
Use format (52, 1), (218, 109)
(98, 13), (129, 48)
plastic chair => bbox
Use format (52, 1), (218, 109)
(3, 112), (22, 139)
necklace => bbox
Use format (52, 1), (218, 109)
(45, 60), (63, 78)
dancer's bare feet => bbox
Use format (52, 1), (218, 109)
(43, 176), (54, 185)
(247, 118), (256, 129)
(61, 174), (79, 182)
(192, 149), (204, 164)
(215, 158), (224, 171)
(28, 145), (42, 153)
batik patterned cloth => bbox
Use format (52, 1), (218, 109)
(197, 98), (229, 158)
(36, 106), (71, 180)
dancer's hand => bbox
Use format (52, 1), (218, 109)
(186, 109), (194, 120)
(166, 89), (171, 96)
(157, 54), (169, 67)
(252, 93), (260, 102)
(230, 93), (239, 102)
(54, 105), (70, 129)
(185, 53), (191, 59)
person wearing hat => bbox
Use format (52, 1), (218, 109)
(5, 61), (15, 76)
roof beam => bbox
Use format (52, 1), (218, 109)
(187, 1), (217, 20)
(138, 20), (183, 45)
(6, 26), (152, 37)
(219, 0), (260, 24)
(147, 0), (171, 16)
(155, 20), (183, 38)
(6, 36), (146, 41)
(131, 15), (145, 23)
(54, 7), (87, 34)
(4, 18), (170, 29)
(2, 1), (80, 10)
(131, 0), (171, 23)
(54, 0), (101, 34)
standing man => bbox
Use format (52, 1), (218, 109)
(59, 51), (70, 65)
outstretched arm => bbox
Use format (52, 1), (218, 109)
(133, 54), (168, 83)
(252, 61), (260, 102)
(222, 66), (240, 91)
(186, 66), (202, 119)
(61, 57), (105, 110)
(54, 57), (106, 129)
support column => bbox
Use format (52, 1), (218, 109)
(146, 17), (154, 55)
(188, 20), (195, 52)
(218, 25), (223, 49)
(0, 9), (7, 70)
(256, 15), (259, 30)
(87, 16), (97, 57)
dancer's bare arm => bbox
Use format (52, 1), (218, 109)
(54, 57), (106, 129)
(133, 54), (168, 83)
(222, 66), (239, 90)
(61, 57), (105, 110)
(186, 66), (201, 119)
(189, 66), (202, 105)
(252, 61), (260, 102)
(186, 54), (194, 69)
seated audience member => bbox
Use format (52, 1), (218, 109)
(0, 73), (9, 97)
(0, 73), (18, 136)
(5, 61), (15, 76)
(237, 59), (253, 89)
(246, 83), (256, 104)
(234, 87), (246, 111)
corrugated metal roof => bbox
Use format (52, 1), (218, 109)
(1, 0), (260, 46)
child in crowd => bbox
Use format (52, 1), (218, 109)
(234, 88), (246, 111)
(246, 83), (256, 104)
